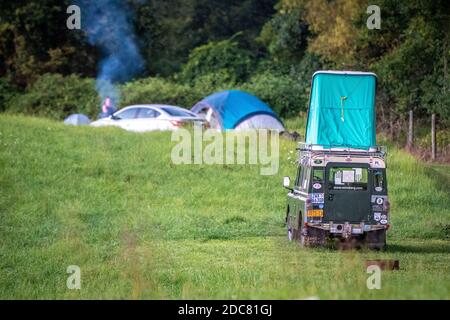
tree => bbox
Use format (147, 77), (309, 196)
(133, 0), (276, 76)
(180, 36), (253, 84)
(0, 0), (97, 86)
(258, 7), (309, 62)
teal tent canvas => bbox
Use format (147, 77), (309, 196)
(305, 71), (377, 149)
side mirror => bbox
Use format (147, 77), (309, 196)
(110, 114), (120, 120)
(283, 176), (292, 189)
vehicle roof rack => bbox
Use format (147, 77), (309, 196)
(296, 142), (387, 160)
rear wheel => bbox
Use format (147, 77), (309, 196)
(286, 210), (294, 242)
(365, 229), (387, 250)
(287, 219), (294, 242)
(287, 209), (302, 242)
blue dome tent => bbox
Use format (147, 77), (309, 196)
(191, 90), (285, 131)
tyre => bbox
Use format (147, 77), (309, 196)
(288, 227), (294, 242)
(286, 214), (294, 242)
(365, 229), (387, 250)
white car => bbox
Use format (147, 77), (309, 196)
(90, 104), (205, 132)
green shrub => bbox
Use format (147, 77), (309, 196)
(180, 37), (253, 83)
(418, 130), (450, 150)
(258, 8), (308, 62)
(5, 73), (99, 119)
(119, 77), (203, 109)
(3, 50), (319, 121)
(239, 52), (321, 118)
(189, 69), (238, 95)
(0, 77), (21, 112)
(240, 72), (307, 118)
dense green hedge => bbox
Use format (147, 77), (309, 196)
(0, 77), (19, 112)
(180, 37), (254, 84)
(3, 71), (311, 120)
(121, 72), (310, 118)
(119, 77), (202, 109)
(241, 71), (308, 117)
(4, 74), (99, 120)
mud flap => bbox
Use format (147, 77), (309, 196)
(301, 226), (327, 247)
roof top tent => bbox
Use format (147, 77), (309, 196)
(305, 71), (377, 150)
(191, 90), (285, 131)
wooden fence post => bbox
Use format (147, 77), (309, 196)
(407, 110), (413, 150)
(431, 113), (436, 161)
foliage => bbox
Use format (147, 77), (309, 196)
(372, 15), (443, 117)
(267, 0), (450, 126)
(0, 0), (276, 81)
(303, 0), (365, 66)
(258, 8), (309, 62)
(1, 0), (450, 129)
(239, 52), (321, 118)
(0, 0), (97, 85)
(119, 77), (202, 109)
(5, 74), (98, 119)
(180, 37), (254, 83)
(418, 130), (450, 150)
(242, 72), (305, 118)
(133, 0), (276, 76)
(188, 69), (239, 95)
(3, 49), (319, 120)
(0, 77), (20, 112)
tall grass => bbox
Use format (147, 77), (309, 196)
(0, 115), (448, 299)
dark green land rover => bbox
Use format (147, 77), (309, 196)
(283, 144), (390, 249)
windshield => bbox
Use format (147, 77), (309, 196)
(161, 107), (195, 117)
(328, 166), (368, 191)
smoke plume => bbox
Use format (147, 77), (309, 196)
(76, 0), (144, 106)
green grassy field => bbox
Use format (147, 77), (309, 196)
(0, 114), (449, 299)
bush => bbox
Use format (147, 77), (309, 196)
(239, 52), (321, 118)
(119, 77), (203, 109)
(189, 69), (238, 95)
(180, 37), (253, 84)
(258, 8), (308, 62)
(418, 130), (450, 151)
(3, 50), (320, 120)
(0, 77), (21, 112)
(5, 73), (99, 119)
(240, 72), (307, 118)
(4, 73), (239, 121)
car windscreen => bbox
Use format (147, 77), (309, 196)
(327, 166), (368, 191)
(161, 107), (195, 117)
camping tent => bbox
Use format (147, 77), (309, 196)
(305, 71), (377, 149)
(191, 90), (285, 131)
(64, 114), (91, 126)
